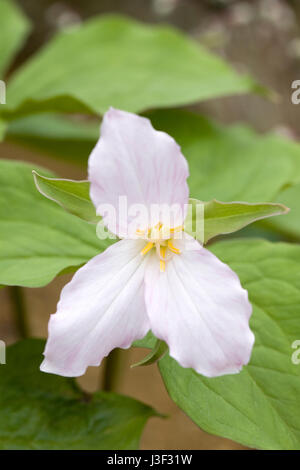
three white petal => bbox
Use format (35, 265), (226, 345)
(41, 108), (254, 378)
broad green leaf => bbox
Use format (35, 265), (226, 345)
(149, 110), (299, 203)
(221, 221), (286, 243)
(0, 160), (108, 287)
(184, 198), (289, 243)
(150, 239), (300, 450)
(131, 339), (168, 368)
(0, 0), (31, 76)
(33, 171), (100, 223)
(0, 339), (156, 450)
(263, 183), (300, 241)
(6, 113), (100, 162)
(4, 15), (260, 117)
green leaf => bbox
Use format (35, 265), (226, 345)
(0, 339), (156, 449)
(149, 110), (299, 203)
(184, 198), (289, 243)
(0, 0), (31, 77)
(150, 239), (300, 450)
(6, 113), (99, 163)
(33, 171), (100, 223)
(131, 339), (168, 368)
(0, 160), (110, 287)
(263, 183), (300, 241)
(4, 15), (259, 117)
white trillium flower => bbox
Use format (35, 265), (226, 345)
(41, 108), (254, 378)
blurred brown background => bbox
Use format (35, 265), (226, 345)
(1, 0), (300, 449)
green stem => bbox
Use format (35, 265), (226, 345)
(9, 286), (29, 339)
(102, 348), (122, 392)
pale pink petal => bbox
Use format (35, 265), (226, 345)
(41, 239), (150, 377)
(144, 240), (254, 377)
(88, 108), (189, 237)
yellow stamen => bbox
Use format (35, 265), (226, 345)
(136, 229), (145, 236)
(160, 246), (166, 272)
(170, 225), (183, 233)
(167, 240), (181, 255)
(141, 241), (154, 256)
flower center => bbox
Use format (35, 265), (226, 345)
(137, 223), (182, 272)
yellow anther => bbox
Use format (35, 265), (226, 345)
(170, 225), (183, 233)
(141, 241), (154, 256)
(160, 246), (166, 272)
(167, 240), (181, 255)
(139, 223), (182, 272)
